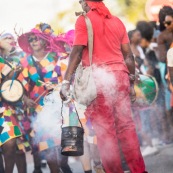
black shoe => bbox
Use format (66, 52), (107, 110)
(41, 160), (47, 168)
(61, 166), (73, 173)
(33, 169), (43, 173)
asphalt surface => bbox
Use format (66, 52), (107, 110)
(13, 144), (173, 173)
(144, 144), (173, 173)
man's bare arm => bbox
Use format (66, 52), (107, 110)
(121, 43), (135, 76)
(64, 45), (85, 81)
(121, 43), (136, 102)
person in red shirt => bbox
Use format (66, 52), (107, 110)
(60, 0), (147, 173)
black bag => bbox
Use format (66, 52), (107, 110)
(60, 102), (84, 156)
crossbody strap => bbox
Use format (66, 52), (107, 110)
(82, 13), (94, 66)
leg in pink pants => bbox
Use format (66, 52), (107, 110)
(85, 71), (147, 173)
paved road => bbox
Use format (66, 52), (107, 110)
(14, 155), (88, 173)
(13, 144), (173, 173)
(144, 145), (173, 173)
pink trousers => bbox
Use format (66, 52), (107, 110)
(85, 71), (147, 173)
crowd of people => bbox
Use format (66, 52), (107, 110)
(128, 6), (173, 157)
(0, 0), (173, 173)
(0, 3), (106, 173)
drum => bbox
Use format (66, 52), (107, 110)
(134, 74), (159, 107)
(0, 79), (24, 103)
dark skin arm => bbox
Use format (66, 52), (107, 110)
(121, 43), (136, 102)
(64, 45), (85, 81)
(157, 33), (167, 63)
(168, 67), (173, 86)
(121, 43), (135, 76)
(157, 30), (173, 63)
(60, 45), (84, 100)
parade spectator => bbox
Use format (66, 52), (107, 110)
(128, 29), (145, 68)
(157, 8), (173, 140)
(157, 6), (173, 110)
(164, 10), (173, 140)
(137, 18), (173, 145)
(158, 7), (173, 143)
(157, 6), (173, 62)
(166, 10), (173, 87)
(144, 51), (161, 86)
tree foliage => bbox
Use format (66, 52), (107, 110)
(115, 0), (148, 23)
(50, 0), (148, 33)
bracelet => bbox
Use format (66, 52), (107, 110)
(62, 80), (70, 85)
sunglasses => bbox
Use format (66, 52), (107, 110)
(4, 37), (14, 40)
(164, 21), (173, 26)
(28, 36), (39, 43)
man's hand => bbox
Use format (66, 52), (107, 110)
(60, 82), (70, 101)
(23, 95), (36, 108)
(130, 85), (136, 103)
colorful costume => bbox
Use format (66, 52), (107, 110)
(18, 52), (66, 152)
(0, 51), (25, 147)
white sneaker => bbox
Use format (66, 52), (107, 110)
(141, 146), (159, 157)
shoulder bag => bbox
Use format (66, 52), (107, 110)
(73, 13), (97, 106)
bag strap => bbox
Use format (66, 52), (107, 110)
(82, 13), (93, 66)
(61, 100), (84, 129)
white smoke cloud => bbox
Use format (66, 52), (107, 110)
(31, 91), (68, 145)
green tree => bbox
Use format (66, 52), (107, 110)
(50, 0), (148, 33)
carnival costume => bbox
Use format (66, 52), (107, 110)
(18, 24), (79, 153)
(0, 34), (25, 147)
